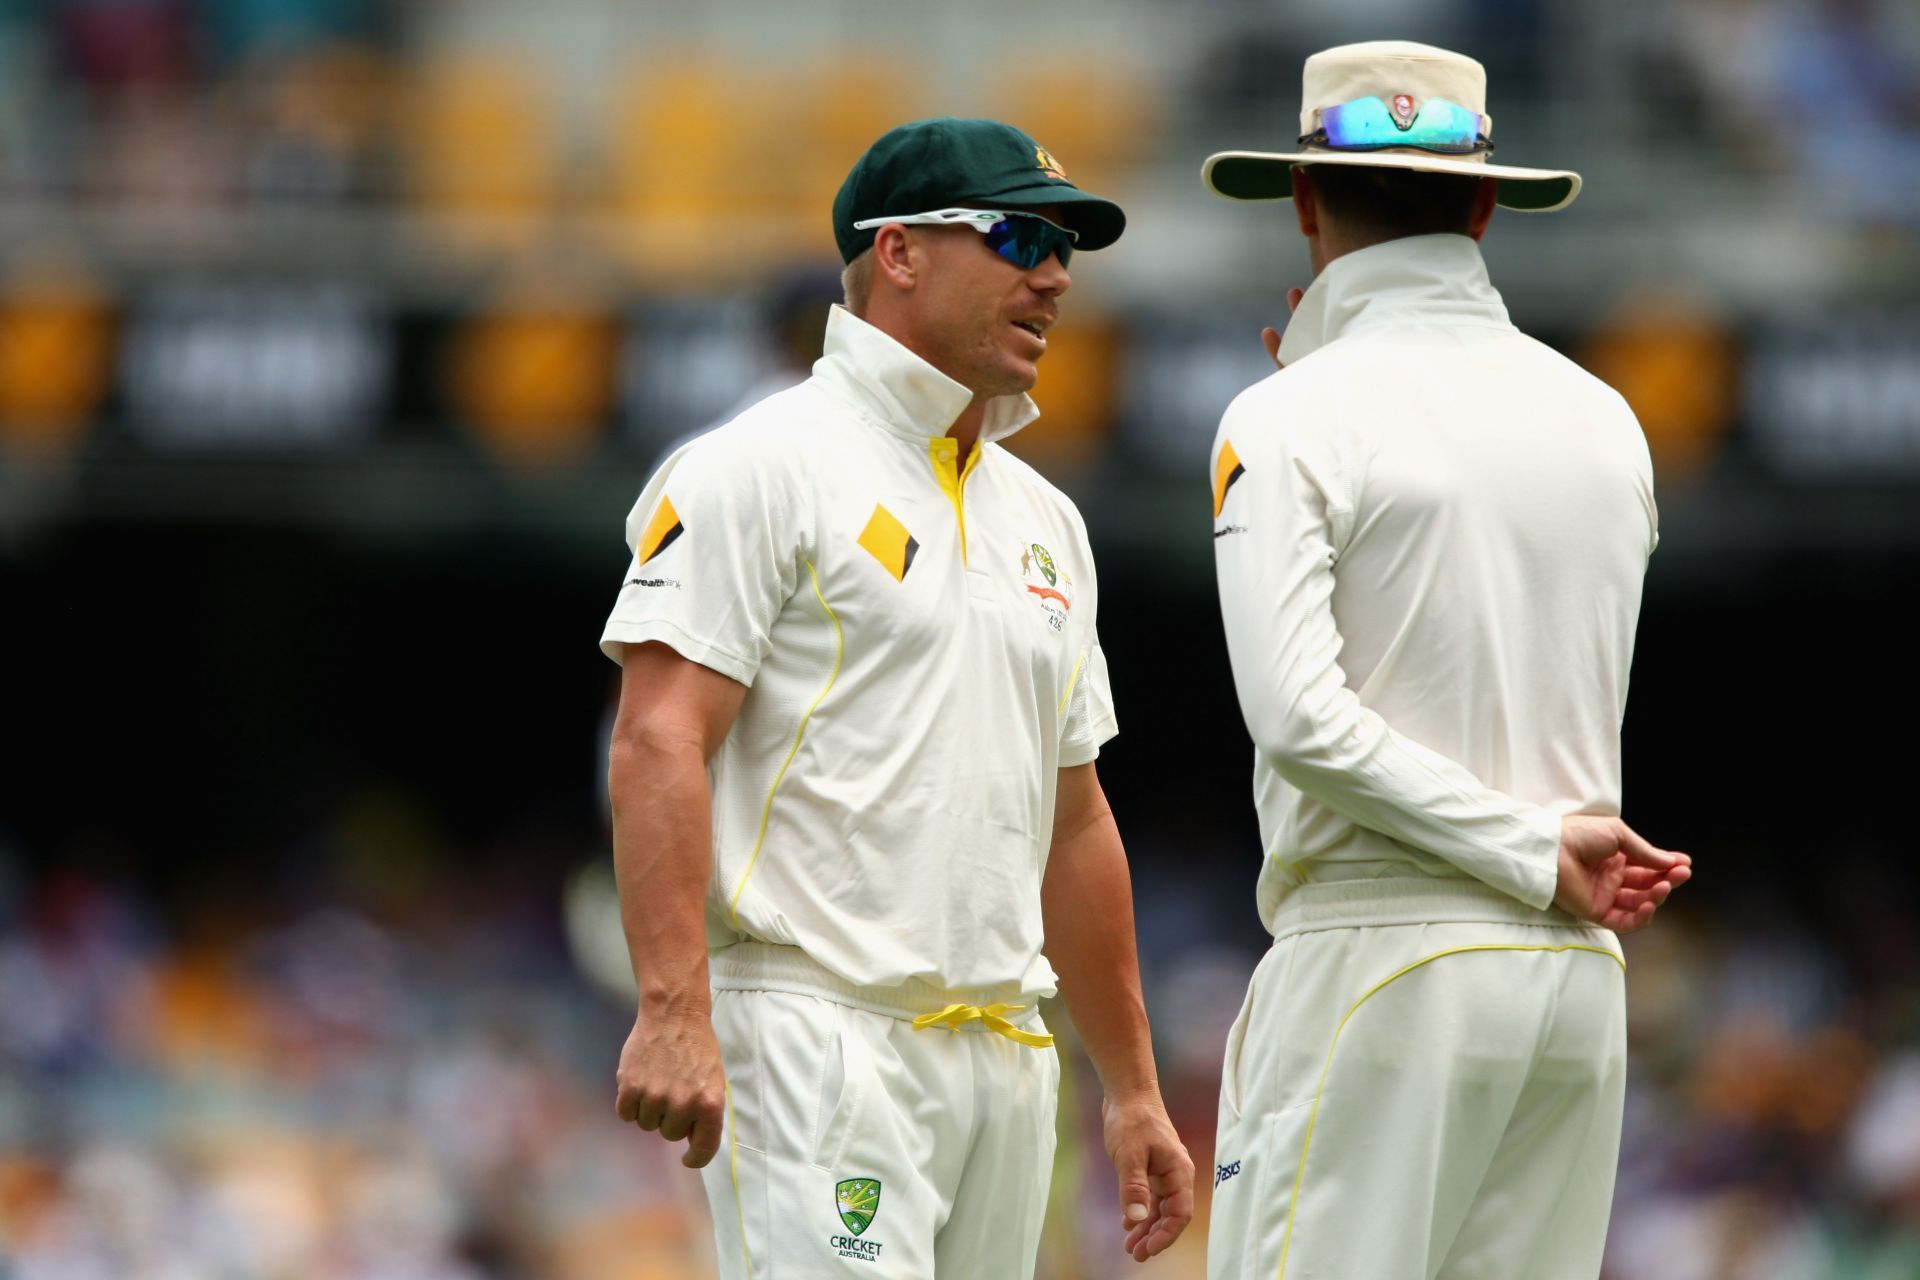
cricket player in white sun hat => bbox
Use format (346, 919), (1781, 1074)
(1200, 41), (1694, 1279)
(599, 117), (1193, 1277)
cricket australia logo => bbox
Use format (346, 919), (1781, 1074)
(1019, 542), (1072, 634)
(830, 1178), (884, 1261)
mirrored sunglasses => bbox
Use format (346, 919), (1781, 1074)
(850, 208), (1077, 269)
(1300, 95), (1493, 156)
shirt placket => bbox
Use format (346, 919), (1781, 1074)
(928, 437), (999, 602)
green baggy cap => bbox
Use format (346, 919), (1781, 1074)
(833, 117), (1127, 263)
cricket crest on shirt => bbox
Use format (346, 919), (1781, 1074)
(1018, 542), (1072, 633)
(831, 1177), (884, 1260)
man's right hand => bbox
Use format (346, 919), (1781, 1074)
(615, 1011), (727, 1168)
(1259, 286), (1308, 369)
(1554, 815), (1691, 933)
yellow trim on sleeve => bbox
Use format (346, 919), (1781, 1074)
(1275, 943), (1625, 1280)
(912, 1002), (1055, 1048)
(726, 559), (844, 928)
(724, 1077), (753, 1273)
(1057, 650), (1087, 718)
(929, 437), (981, 566)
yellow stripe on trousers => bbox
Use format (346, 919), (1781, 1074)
(725, 1077), (752, 1275)
(1275, 943), (1626, 1280)
(727, 559), (843, 928)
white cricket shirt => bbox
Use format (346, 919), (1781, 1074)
(602, 306), (1116, 999)
(1210, 234), (1658, 929)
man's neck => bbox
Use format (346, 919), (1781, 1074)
(1308, 227), (1385, 277)
(947, 399), (987, 464)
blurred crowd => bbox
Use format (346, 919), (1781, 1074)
(1606, 871), (1920, 1280)
(0, 843), (717, 1279)
(4, 827), (1918, 1279)
(0, 0), (1913, 499)
(0, 0), (1912, 237)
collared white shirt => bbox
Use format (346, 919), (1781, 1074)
(1211, 234), (1658, 929)
(602, 306), (1116, 997)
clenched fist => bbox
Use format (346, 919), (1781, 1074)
(615, 1011), (728, 1168)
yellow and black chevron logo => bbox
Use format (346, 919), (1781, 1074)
(1212, 441), (1245, 518)
(637, 496), (684, 564)
(857, 504), (918, 582)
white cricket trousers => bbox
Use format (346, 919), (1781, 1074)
(1208, 878), (1627, 1280)
(699, 943), (1060, 1279)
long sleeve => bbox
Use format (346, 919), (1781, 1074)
(1210, 393), (1561, 910)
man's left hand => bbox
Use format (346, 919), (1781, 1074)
(1554, 815), (1691, 933)
(1102, 1092), (1194, 1262)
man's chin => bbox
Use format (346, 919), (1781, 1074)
(994, 355), (1041, 395)
(958, 349), (1040, 400)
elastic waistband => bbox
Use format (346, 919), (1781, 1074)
(708, 942), (1045, 1029)
(1268, 877), (1600, 943)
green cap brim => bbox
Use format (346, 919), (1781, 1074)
(983, 183), (1127, 250)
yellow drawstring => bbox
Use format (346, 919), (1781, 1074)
(911, 1002), (1055, 1048)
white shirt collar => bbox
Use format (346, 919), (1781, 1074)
(1277, 234), (1513, 369)
(811, 305), (1040, 446)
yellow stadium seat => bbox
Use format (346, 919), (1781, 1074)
(400, 51), (560, 253)
(780, 56), (933, 231)
(986, 61), (1160, 192)
(603, 56), (781, 275)
(601, 54), (932, 277)
(0, 264), (113, 455)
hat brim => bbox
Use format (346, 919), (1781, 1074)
(979, 182), (1127, 250)
(1202, 149), (1581, 213)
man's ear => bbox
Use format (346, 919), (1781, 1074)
(1292, 166), (1319, 238)
(873, 224), (918, 290)
(1467, 176), (1498, 241)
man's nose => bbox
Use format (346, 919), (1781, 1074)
(1028, 254), (1070, 295)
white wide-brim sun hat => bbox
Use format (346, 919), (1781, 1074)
(1202, 40), (1581, 213)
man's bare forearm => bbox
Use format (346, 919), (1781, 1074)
(608, 729), (716, 1020)
(1042, 799), (1158, 1099)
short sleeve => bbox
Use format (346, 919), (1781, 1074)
(598, 432), (806, 685)
(1059, 635), (1118, 767)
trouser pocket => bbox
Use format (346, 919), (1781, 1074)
(810, 1003), (872, 1173)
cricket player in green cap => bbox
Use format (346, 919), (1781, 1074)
(599, 117), (1193, 1276)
